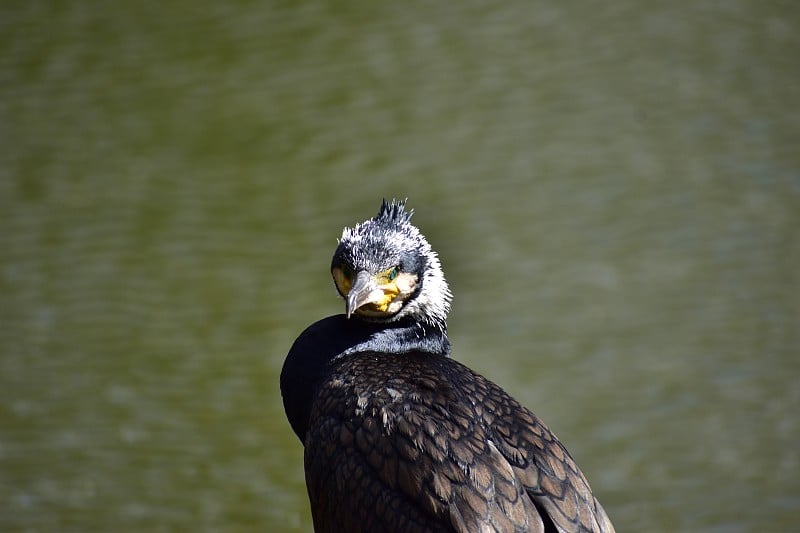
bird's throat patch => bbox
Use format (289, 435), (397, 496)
(355, 282), (400, 315)
(355, 272), (417, 317)
(332, 267), (419, 318)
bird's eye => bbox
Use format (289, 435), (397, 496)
(388, 266), (399, 281)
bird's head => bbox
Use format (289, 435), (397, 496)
(331, 199), (451, 328)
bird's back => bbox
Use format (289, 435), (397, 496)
(304, 350), (615, 533)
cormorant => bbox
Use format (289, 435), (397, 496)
(281, 199), (615, 533)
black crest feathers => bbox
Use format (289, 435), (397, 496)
(375, 198), (413, 227)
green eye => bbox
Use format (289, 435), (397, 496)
(388, 266), (399, 281)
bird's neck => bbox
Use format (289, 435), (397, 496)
(338, 315), (451, 359)
(280, 314), (450, 442)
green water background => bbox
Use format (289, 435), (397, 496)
(2, 2), (798, 531)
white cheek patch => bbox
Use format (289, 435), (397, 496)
(386, 273), (418, 314)
(386, 300), (404, 314)
(394, 272), (417, 296)
(367, 288), (387, 303)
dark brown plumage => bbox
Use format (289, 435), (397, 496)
(281, 200), (615, 532)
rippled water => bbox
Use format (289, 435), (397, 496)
(1, 2), (798, 531)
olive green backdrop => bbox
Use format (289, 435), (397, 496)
(2, 1), (798, 531)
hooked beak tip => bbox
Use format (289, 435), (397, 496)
(345, 270), (373, 318)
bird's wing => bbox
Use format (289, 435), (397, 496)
(460, 369), (616, 533)
(305, 352), (613, 533)
(386, 386), (546, 533)
(306, 359), (543, 532)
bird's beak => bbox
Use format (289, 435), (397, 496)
(346, 270), (379, 318)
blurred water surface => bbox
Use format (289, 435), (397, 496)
(1, 1), (799, 531)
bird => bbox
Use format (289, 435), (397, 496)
(280, 199), (615, 533)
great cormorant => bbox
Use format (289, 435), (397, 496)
(281, 199), (615, 533)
